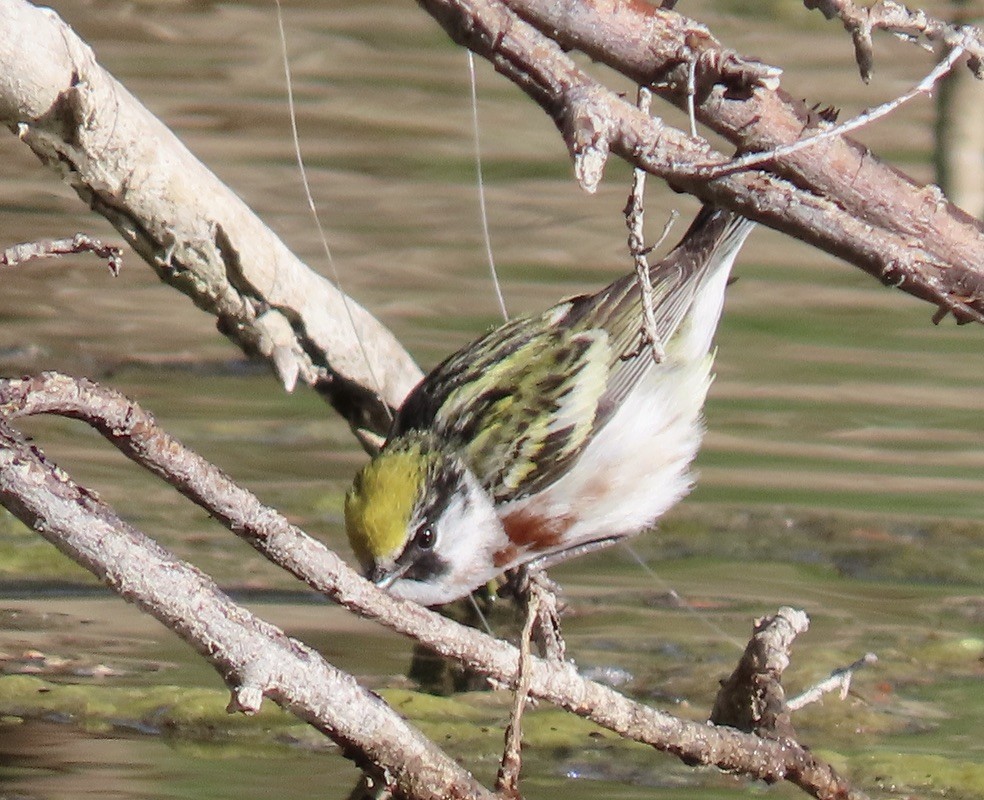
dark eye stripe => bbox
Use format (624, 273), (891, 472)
(392, 456), (466, 576)
(401, 548), (449, 585)
(416, 458), (466, 531)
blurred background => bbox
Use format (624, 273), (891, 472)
(0, 2), (981, 798)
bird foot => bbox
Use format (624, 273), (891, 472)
(505, 566), (566, 661)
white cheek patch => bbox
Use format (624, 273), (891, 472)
(389, 468), (508, 606)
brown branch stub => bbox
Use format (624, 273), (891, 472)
(1, 234), (123, 275)
(564, 85), (615, 194)
(711, 607), (809, 740)
(624, 86), (672, 366)
(932, 264), (984, 324)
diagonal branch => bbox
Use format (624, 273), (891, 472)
(0, 412), (494, 800)
(419, 0), (984, 324)
(0, 372), (867, 800)
(0, 0), (421, 445)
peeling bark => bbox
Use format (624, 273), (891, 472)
(0, 0), (421, 446)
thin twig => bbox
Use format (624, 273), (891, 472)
(631, 208), (679, 363)
(694, 43), (967, 179)
(788, 653), (878, 711)
(1, 234), (123, 275)
(625, 87), (663, 364)
(625, 86), (679, 365)
(495, 582), (539, 798)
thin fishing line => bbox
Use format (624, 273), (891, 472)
(620, 541), (744, 650)
(468, 592), (495, 637)
(467, 51), (509, 322)
(274, 0), (393, 421)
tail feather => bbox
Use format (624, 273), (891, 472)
(645, 206), (755, 350)
(596, 205), (755, 411)
(668, 208), (755, 362)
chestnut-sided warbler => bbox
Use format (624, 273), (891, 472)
(345, 206), (755, 606)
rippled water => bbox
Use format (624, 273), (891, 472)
(0, 1), (981, 798)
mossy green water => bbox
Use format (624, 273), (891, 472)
(0, 0), (981, 797)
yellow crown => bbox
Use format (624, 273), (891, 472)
(346, 447), (427, 567)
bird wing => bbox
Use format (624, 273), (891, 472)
(391, 207), (753, 502)
(390, 245), (713, 503)
(572, 206), (752, 417)
(392, 309), (611, 501)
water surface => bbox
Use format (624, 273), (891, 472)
(0, 1), (981, 798)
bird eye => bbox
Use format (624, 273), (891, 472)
(415, 526), (435, 550)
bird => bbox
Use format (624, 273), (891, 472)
(345, 205), (755, 606)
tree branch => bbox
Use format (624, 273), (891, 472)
(3, 0), (983, 452)
(0, 0), (421, 445)
(1, 233), (123, 274)
(788, 652), (879, 711)
(0, 372), (867, 800)
(0, 3), (961, 793)
(418, 0), (984, 324)
(711, 608), (808, 739)
(804, 0), (984, 82)
(0, 412), (493, 800)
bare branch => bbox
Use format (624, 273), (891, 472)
(441, 0), (984, 324)
(0, 3), (959, 796)
(0, 0), (421, 442)
(1, 233), (123, 275)
(624, 87), (667, 365)
(0, 372), (867, 800)
(3, 0), (983, 459)
(788, 653), (879, 711)
(0, 413), (494, 800)
(804, 0), (984, 81)
(696, 42), (968, 178)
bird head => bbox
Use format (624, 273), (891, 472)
(344, 434), (504, 606)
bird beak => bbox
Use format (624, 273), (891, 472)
(368, 560), (411, 590)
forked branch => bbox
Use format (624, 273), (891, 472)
(804, 0), (984, 81)
(420, 0), (984, 324)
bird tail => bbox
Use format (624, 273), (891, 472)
(671, 205), (754, 263)
(597, 206), (754, 361)
(662, 206), (755, 362)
